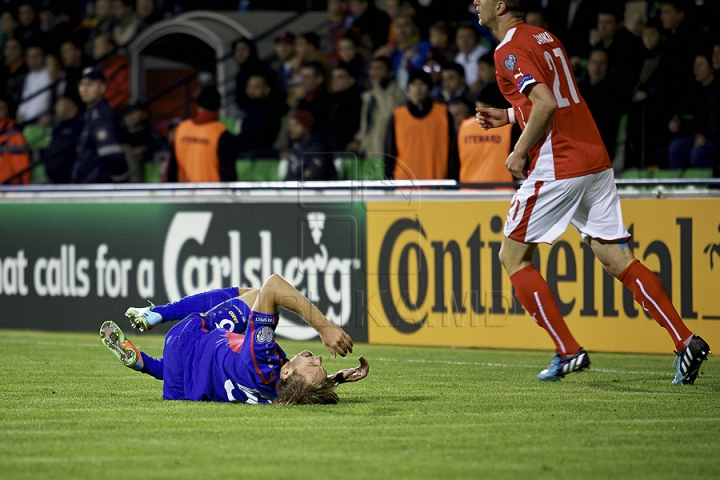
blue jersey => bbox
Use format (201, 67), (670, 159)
(161, 297), (287, 404)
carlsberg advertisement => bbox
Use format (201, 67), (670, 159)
(0, 203), (367, 341)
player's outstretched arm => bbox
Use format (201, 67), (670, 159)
(252, 274), (354, 357)
(328, 356), (369, 385)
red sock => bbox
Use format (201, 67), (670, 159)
(618, 260), (692, 351)
(510, 265), (582, 356)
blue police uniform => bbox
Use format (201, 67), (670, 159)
(71, 98), (128, 183)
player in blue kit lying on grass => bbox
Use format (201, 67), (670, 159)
(100, 273), (369, 405)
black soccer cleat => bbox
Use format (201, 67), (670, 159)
(672, 335), (711, 385)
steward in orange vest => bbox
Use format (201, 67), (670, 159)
(383, 69), (458, 181)
(171, 86), (237, 182)
(459, 82), (517, 187)
(0, 98), (31, 184)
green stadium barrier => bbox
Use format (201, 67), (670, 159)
(683, 168), (713, 179)
(144, 161), (162, 183)
(235, 159), (254, 180)
(251, 159), (281, 181)
(341, 156), (385, 180)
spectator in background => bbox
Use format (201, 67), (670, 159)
(593, 6), (644, 108)
(271, 31), (296, 96)
(325, 0), (349, 61)
(376, 14), (432, 92)
(428, 20), (455, 63)
(347, 56), (406, 160)
(136, 0), (163, 27)
(384, 69), (457, 181)
(667, 52), (718, 170)
(285, 109), (337, 181)
(1, 11), (19, 52)
(437, 62), (474, 105)
(43, 95), (83, 183)
(457, 85), (513, 186)
(91, 33), (129, 112)
(578, 48), (623, 160)
(292, 31), (331, 86)
(335, 32), (367, 89)
(72, 66), (128, 183)
(453, 24), (489, 90)
(625, 17), (669, 169)
(524, 9), (548, 29)
(37, 0), (72, 56)
(346, 0), (390, 54)
(544, 0), (599, 62)
(170, 86), (236, 182)
(470, 52), (496, 95)
(659, 0), (709, 113)
(121, 101), (165, 181)
(87, 0), (116, 54)
(232, 37), (276, 111)
(296, 60), (332, 141)
(712, 40), (720, 72)
(2, 38), (28, 110)
(235, 73), (284, 160)
(58, 37), (86, 107)
(15, 1), (42, 48)
(0, 95), (31, 184)
(327, 63), (361, 153)
(447, 96), (474, 133)
(112, 0), (144, 52)
(421, 55), (443, 98)
(16, 44), (53, 125)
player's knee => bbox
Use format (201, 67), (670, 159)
(262, 273), (284, 291)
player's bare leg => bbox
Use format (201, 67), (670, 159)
(500, 236), (589, 381)
(588, 238), (711, 384)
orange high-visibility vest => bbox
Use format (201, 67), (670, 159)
(0, 119), (30, 184)
(392, 102), (449, 180)
(458, 118), (514, 186)
(174, 119), (227, 182)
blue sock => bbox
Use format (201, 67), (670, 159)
(152, 287), (238, 321)
(140, 352), (164, 380)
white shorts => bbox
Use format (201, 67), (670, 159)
(504, 169), (630, 244)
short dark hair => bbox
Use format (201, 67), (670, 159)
(444, 62), (466, 78)
(371, 56), (392, 70)
(300, 31), (321, 49)
(277, 371), (339, 406)
(301, 60), (327, 80)
(660, 0), (690, 12)
(503, 0), (528, 14)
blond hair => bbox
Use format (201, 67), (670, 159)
(276, 371), (339, 406)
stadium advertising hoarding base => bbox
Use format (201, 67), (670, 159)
(0, 202), (367, 342)
(367, 199), (720, 354)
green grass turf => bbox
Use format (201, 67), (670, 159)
(1, 329), (719, 480)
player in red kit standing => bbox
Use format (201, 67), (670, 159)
(473, 0), (711, 384)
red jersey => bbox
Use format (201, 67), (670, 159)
(494, 23), (611, 180)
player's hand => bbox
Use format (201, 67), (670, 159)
(319, 322), (354, 358)
(506, 150), (528, 179)
(329, 356), (369, 384)
(476, 107), (509, 130)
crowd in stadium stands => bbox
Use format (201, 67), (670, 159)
(0, 0), (719, 185)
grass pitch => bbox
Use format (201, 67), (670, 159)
(1, 329), (719, 480)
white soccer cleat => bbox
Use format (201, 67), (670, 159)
(125, 304), (162, 332)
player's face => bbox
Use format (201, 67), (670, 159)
(474, 0), (495, 28)
(287, 350), (327, 384)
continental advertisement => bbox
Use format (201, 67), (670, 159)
(367, 199), (720, 354)
(0, 203), (367, 342)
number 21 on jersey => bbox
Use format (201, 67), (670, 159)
(543, 48), (579, 108)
